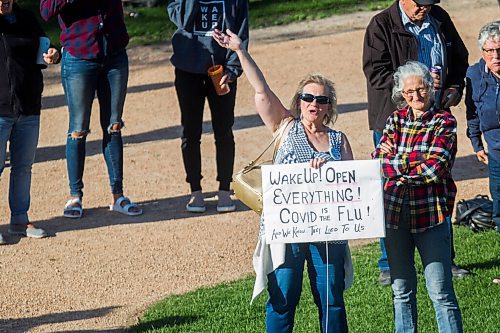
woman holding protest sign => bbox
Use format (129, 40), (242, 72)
(372, 61), (463, 332)
(214, 29), (353, 333)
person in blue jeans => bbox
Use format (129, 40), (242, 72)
(364, 0), (471, 284)
(0, 0), (59, 243)
(41, 0), (142, 218)
(373, 61), (463, 333)
(373, 133), (468, 285)
(465, 21), (500, 285)
(214, 28), (354, 333)
(466, 20), (500, 233)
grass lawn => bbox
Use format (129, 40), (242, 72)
(19, 0), (392, 47)
(132, 226), (500, 332)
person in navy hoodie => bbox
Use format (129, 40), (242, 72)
(167, 0), (249, 213)
(0, 0), (59, 243)
(466, 20), (500, 234)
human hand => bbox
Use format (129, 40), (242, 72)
(220, 72), (235, 85)
(216, 73), (232, 92)
(213, 29), (241, 51)
(430, 71), (441, 90)
(476, 150), (488, 164)
(379, 140), (394, 154)
(43, 48), (59, 64)
(310, 158), (327, 169)
(442, 87), (461, 108)
(395, 176), (408, 187)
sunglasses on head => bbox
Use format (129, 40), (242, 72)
(299, 93), (331, 105)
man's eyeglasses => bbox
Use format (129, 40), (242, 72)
(482, 47), (500, 56)
(299, 93), (331, 105)
(402, 87), (428, 97)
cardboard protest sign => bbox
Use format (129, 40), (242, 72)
(262, 160), (385, 243)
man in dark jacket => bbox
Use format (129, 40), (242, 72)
(0, 0), (59, 243)
(362, 0), (469, 284)
(466, 21), (500, 234)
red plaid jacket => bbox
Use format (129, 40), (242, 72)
(372, 106), (457, 233)
(40, 0), (128, 59)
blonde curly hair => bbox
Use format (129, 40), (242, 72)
(289, 73), (338, 126)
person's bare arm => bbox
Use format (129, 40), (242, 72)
(213, 29), (290, 133)
(341, 133), (354, 161)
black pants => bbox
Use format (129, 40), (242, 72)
(174, 68), (236, 192)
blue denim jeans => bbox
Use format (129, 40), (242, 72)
(446, 215), (455, 262)
(385, 202), (463, 333)
(488, 156), (500, 232)
(266, 242), (348, 333)
(61, 49), (128, 197)
(0, 115), (40, 225)
(373, 131), (390, 272)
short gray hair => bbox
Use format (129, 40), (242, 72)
(478, 21), (500, 51)
(392, 61), (434, 109)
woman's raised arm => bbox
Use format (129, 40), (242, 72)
(213, 29), (290, 133)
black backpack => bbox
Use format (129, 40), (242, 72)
(455, 195), (495, 232)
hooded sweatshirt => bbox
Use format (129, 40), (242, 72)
(167, 0), (249, 80)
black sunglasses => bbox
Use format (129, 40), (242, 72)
(299, 93), (331, 105)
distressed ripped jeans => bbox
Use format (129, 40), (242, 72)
(61, 49), (128, 197)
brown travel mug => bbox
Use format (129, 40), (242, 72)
(207, 64), (230, 96)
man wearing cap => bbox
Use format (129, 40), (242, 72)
(362, 0), (469, 288)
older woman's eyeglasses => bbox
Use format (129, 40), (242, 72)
(482, 47), (500, 56)
(299, 93), (331, 104)
(402, 87), (428, 98)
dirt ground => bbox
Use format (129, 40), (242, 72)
(0, 1), (498, 332)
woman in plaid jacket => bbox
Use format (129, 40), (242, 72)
(372, 61), (463, 333)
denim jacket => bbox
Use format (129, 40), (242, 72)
(466, 59), (500, 163)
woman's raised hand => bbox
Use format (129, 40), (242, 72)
(213, 29), (241, 51)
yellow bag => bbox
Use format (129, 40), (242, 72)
(232, 117), (294, 215)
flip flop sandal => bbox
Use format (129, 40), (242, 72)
(63, 198), (83, 219)
(110, 196), (143, 216)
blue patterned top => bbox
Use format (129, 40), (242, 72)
(262, 119), (347, 244)
(275, 119), (343, 165)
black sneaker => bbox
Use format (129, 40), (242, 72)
(378, 270), (391, 286)
(451, 264), (470, 278)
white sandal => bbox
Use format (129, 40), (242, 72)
(110, 196), (143, 216)
(63, 198), (83, 219)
